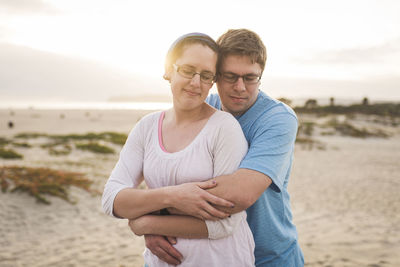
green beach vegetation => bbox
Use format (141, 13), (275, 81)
(0, 148), (23, 159)
(0, 166), (96, 204)
(76, 142), (115, 154)
(294, 98), (400, 121)
(14, 132), (128, 145)
(12, 131), (128, 156)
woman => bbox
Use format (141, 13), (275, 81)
(102, 33), (255, 266)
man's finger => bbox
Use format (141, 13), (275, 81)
(165, 236), (177, 245)
(145, 235), (182, 265)
(162, 236), (183, 261)
(153, 247), (181, 266)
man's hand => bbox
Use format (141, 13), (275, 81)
(144, 234), (182, 265)
(170, 179), (234, 220)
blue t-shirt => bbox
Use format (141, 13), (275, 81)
(207, 91), (304, 267)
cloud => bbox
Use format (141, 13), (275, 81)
(0, 0), (59, 15)
(294, 37), (400, 64)
(0, 25), (8, 40)
(1, 43), (397, 105)
(0, 43), (166, 102)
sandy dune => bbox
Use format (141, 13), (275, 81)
(1, 108), (399, 267)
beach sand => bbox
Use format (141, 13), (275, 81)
(1, 108), (399, 267)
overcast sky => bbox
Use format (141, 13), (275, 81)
(1, 0), (399, 104)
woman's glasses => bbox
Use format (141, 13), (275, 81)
(173, 64), (216, 85)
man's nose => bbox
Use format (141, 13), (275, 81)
(233, 77), (246, 92)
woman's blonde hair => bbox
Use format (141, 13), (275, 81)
(163, 33), (218, 81)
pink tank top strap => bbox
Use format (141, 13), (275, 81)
(158, 111), (169, 153)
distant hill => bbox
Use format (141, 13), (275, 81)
(0, 43), (166, 103)
(108, 94), (172, 102)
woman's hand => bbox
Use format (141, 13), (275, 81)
(169, 179), (234, 221)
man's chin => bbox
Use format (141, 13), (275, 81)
(225, 105), (247, 116)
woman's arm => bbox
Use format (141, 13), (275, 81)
(132, 113), (249, 238)
(114, 179), (233, 220)
(129, 215), (208, 239)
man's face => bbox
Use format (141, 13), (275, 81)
(217, 55), (261, 117)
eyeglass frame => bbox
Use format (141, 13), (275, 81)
(218, 72), (262, 85)
(173, 64), (216, 85)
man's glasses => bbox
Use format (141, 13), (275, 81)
(173, 64), (216, 85)
(219, 72), (261, 85)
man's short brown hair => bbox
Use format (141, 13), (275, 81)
(216, 29), (267, 75)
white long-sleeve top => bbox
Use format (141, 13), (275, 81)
(102, 110), (255, 267)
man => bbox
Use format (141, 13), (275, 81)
(135, 29), (304, 266)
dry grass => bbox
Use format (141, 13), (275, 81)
(0, 148), (23, 159)
(323, 118), (390, 138)
(0, 166), (97, 204)
(76, 142), (115, 154)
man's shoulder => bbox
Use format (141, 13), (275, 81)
(206, 93), (221, 109)
(246, 91), (297, 125)
(258, 91), (296, 117)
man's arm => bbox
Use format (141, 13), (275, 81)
(207, 168), (272, 214)
(166, 169), (271, 215)
(129, 215), (208, 238)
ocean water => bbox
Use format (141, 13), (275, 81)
(0, 101), (173, 110)
(0, 96), (393, 111)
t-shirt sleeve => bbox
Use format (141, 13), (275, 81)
(101, 118), (147, 217)
(212, 112), (248, 177)
(205, 112), (248, 239)
(205, 94), (221, 110)
(239, 112), (298, 192)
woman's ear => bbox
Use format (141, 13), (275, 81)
(163, 67), (173, 82)
(163, 73), (170, 81)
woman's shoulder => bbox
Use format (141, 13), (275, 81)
(130, 110), (162, 134)
(136, 110), (162, 125)
(210, 110), (239, 126)
(205, 110), (243, 136)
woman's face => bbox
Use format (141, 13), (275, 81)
(169, 43), (217, 111)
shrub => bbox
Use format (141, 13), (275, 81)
(76, 142), (115, 154)
(101, 132), (127, 145)
(0, 148), (23, 159)
(298, 122), (315, 136)
(12, 142), (31, 148)
(323, 118), (389, 138)
(0, 166), (95, 204)
(14, 133), (48, 139)
(0, 137), (11, 147)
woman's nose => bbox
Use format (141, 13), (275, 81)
(190, 73), (201, 86)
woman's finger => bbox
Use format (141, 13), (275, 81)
(202, 203), (230, 220)
(202, 190), (235, 208)
(196, 179), (217, 189)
